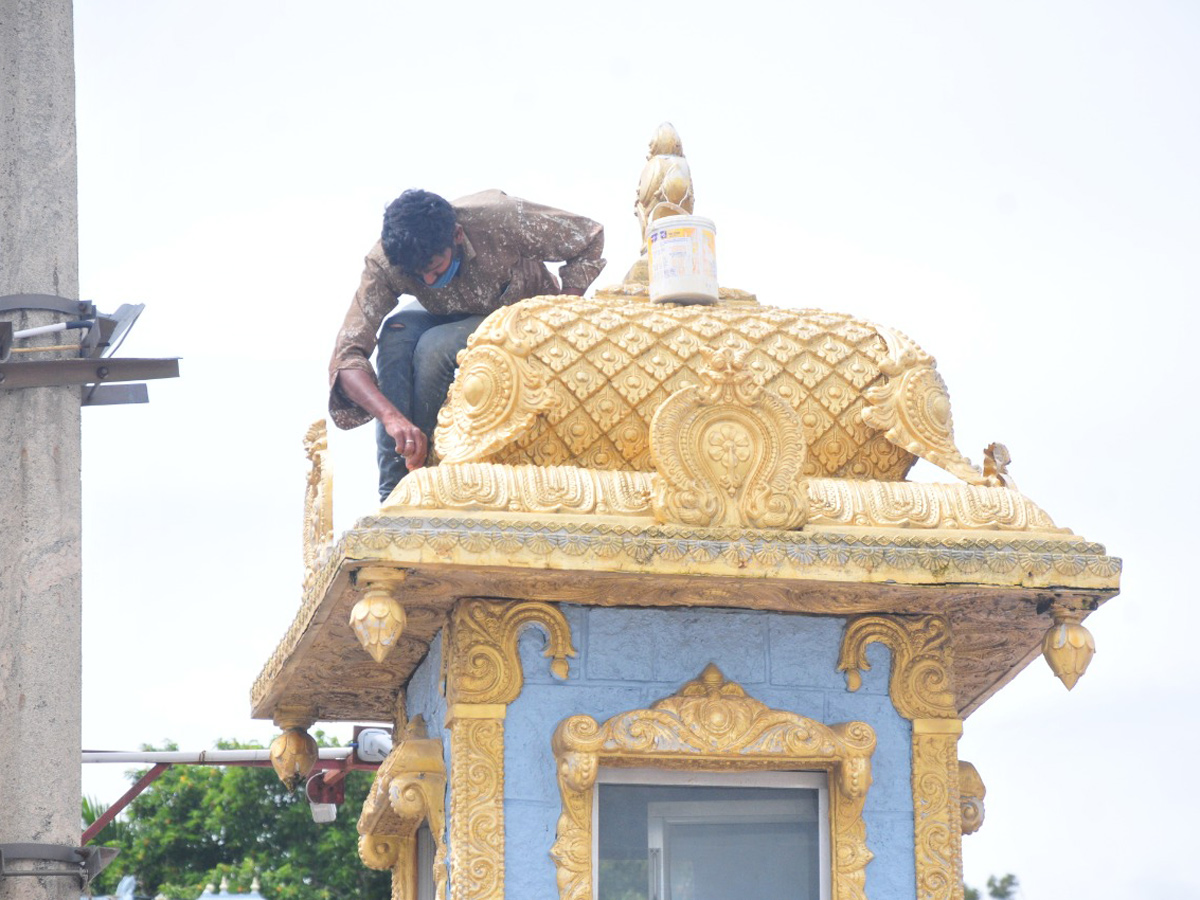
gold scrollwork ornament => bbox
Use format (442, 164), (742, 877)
(651, 347), (808, 529)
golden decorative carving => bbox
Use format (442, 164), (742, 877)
(251, 516), (1119, 723)
(958, 760), (985, 835)
(860, 327), (988, 486)
(1042, 605), (1096, 690)
(637, 122), (694, 239)
(302, 419), (334, 591)
(447, 715), (505, 900)
(839, 617), (962, 900)
(385, 462), (653, 518)
(436, 297), (989, 486)
(982, 443), (1016, 491)
(650, 347), (808, 529)
(838, 615), (957, 720)
(351, 566), (410, 664)
(445, 599), (575, 706)
(912, 720), (965, 900)
(550, 664), (876, 900)
(358, 718), (448, 900)
(439, 600), (576, 900)
(269, 705), (318, 790)
(386, 462), (1064, 534)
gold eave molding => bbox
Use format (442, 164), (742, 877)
(250, 514), (1119, 724)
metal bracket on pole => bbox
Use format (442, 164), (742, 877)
(0, 357), (179, 391)
(0, 294), (95, 318)
(0, 844), (119, 886)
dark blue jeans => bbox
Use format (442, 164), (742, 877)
(375, 301), (486, 500)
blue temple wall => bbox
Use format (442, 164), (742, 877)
(498, 604), (916, 900)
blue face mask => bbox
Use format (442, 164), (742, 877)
(429, 253), (461, 289)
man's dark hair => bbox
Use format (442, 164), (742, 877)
(381, 189), (458, 274)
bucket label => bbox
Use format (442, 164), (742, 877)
(648, 224), (718, 302)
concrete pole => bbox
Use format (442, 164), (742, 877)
(0, 0), (83, 899)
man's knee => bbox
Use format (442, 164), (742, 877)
(412, 316), (484, 383)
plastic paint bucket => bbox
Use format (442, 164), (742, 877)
(647, 215), (719, 304)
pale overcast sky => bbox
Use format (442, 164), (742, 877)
(73, 2), (1199, 897)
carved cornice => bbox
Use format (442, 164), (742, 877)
(838, 615), (957, 720)
(386, 463), (1064, 533)
(551, 664), (876, 900)
(445, 600), (576, 706)
(349, 516), (1118, 585)
(357, 722), (448, 900)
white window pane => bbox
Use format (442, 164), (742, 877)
(598, 782), (823, 900)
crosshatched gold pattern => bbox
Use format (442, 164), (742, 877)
(550, 664), (876, 900)
(839, 616), (964, 900)
(435, 297), (989, 485)
(443, 600), (575, 900)
(357, 720), (448, 900)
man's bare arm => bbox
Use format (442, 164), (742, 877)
(335, 368), (428, 469)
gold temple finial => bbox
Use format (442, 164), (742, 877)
(635, 122), (694, 244)
(1042, 605), (1096, 690)
(270, 705), (319, 790)
(350, 566), (410, 664)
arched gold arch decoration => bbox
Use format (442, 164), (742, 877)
(650, 347), (808, 529)
(358, 719), (448, 900)
(444, 600), (575, 900)
(550, 664), (876, 900)
(838, 615), (964, 900)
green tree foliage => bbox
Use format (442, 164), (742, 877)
(965, 873), (1020, 900)
(84, 737), (389, 900)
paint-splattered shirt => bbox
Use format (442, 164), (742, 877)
(328, 189), (605, 430)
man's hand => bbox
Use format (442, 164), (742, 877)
(381, 412), (428, 470)
(336, 368), (428, 469)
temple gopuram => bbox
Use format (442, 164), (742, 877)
(251, 126), (1120, 900)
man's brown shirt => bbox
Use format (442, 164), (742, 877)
(328, 190), (605, 429)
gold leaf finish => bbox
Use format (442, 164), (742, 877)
(912, 721), (965, 900)
(650, 347), (808, 529)
(440, 600), (577, 900)
(839, 616), (963, 900)
(435, 298), (988, 485)
(838, 615), (957, 720)
(1042, 606), (1096, 690)
(386, 463), (1064, 535)
(958, 760), (986, 835)
(550, 664), (876, 900)
(350, 570), (409, 665)
(447, 716), (505, 900)
(268, 727), (317, 791)
(358, 722), (448, 900)
(446, 600), (575, 706)
(302, 419), (334, 592)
